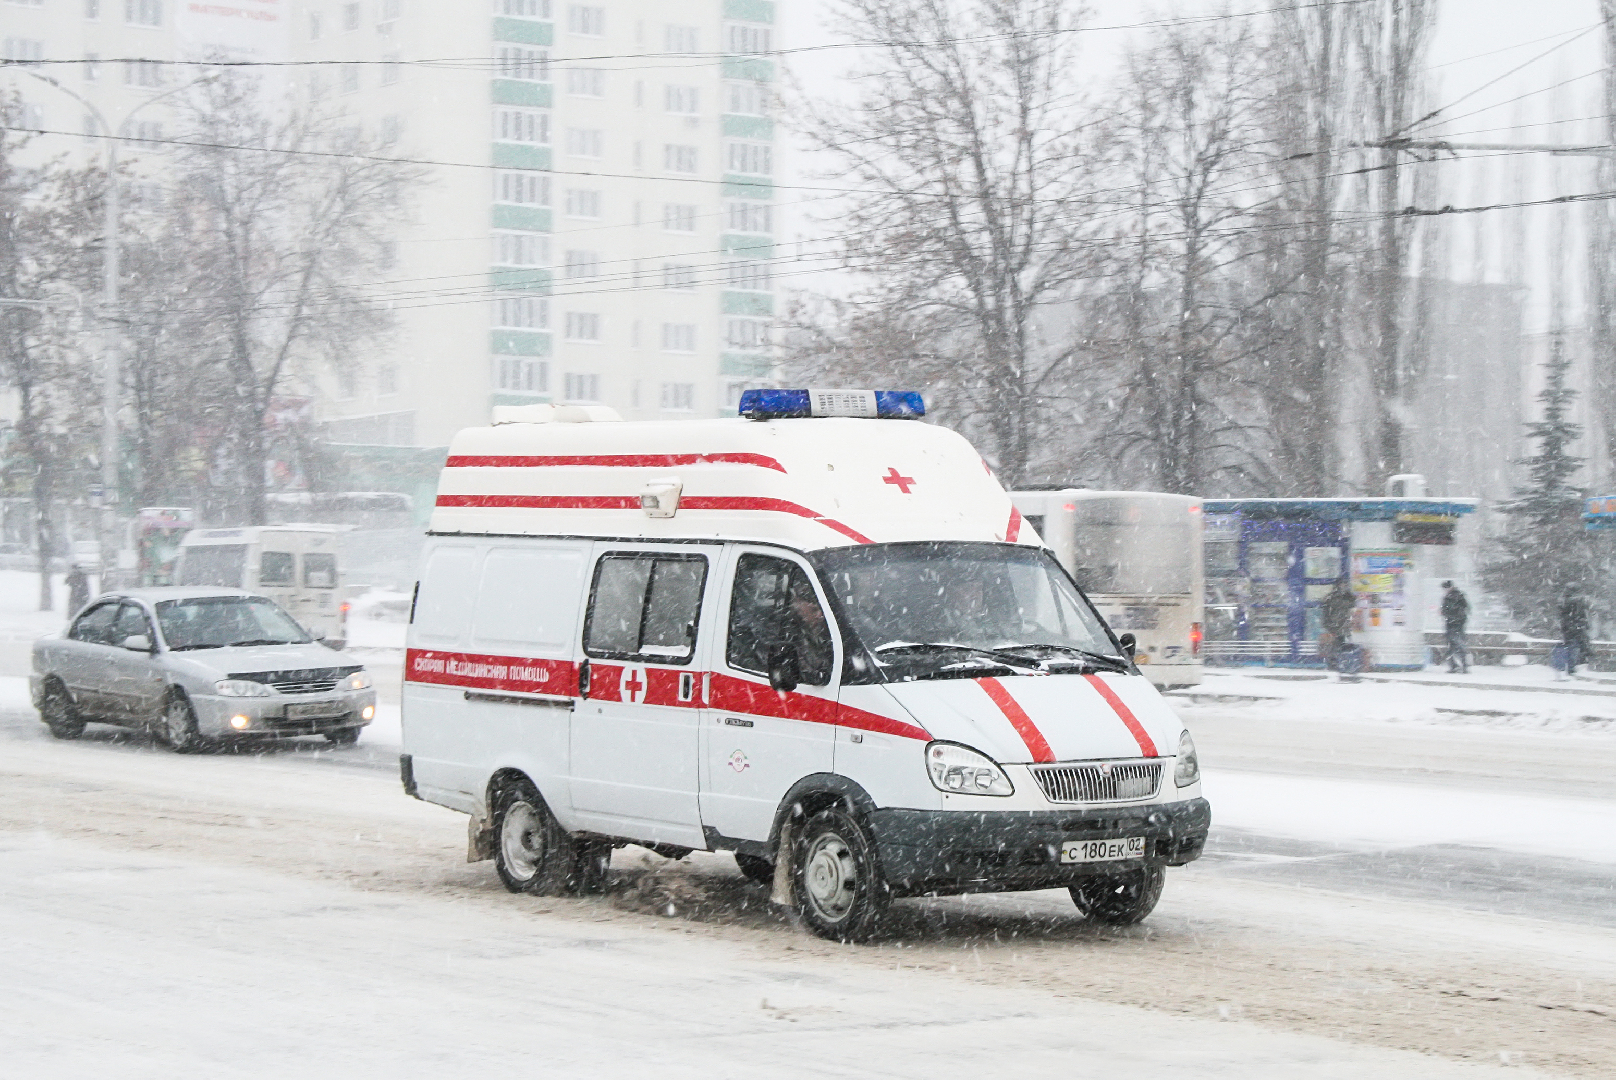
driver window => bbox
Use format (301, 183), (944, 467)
(69, 603), (120, 645)
(112, 603), (150, 645)
(726, 554), (833, 686)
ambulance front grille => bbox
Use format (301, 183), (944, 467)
(1031, 761), (1161, 804)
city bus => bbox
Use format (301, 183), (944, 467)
(1009, 490), (1204, 688)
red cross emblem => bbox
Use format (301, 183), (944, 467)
(619, 665), (648, 704)
(882, 467), (917, 494)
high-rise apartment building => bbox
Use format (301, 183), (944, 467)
(1, 0), (780, 491)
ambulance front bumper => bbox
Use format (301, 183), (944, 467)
(868, 797), (1210, 896)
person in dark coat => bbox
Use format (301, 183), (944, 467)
(1560, 590), (1592, 674)
(1440, 581), (1469, 674)
(1319, 577), (1355, 671)
(64, 563), (90, 615)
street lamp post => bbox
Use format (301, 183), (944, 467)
(14, 69), (213, 579)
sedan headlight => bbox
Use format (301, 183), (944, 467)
(215, 679), (273, 698)
(926, 741), (1014, 797)
(342, 671), (373, 691)
(1174, 729), (1200, 787)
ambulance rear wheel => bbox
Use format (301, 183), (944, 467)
(792, 808), (889, 943)
(734, 853), (774, 887)
(493, 779), (573, 896)
(1069, 865), (1165, 926)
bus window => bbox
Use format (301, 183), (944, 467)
(1070, 501), (1194, 596)
(303, 552), (338, 589)
(259, 551), (295, 586)
(177, 545), (248, 588)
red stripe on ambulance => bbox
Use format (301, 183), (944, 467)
(434, 493), (875, 545)
(976, 677), (1056, 763)
(1083, 674), (1159, 757)
(1005, 506), (1023, 542)
(406, 649), (577, 697)
(445, 453), (787, 473)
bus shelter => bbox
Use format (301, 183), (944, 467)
(1201, 498), (1478, 670)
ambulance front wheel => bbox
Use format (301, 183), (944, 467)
(792, 807), (890, 943)
(493, 778), (574, 896)
(1069, 864), (1166, 926)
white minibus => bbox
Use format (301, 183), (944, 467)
(174, 525), (349, 643)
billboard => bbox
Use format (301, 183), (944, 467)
(176, 0), (291, 63)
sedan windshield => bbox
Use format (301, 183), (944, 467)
(155, 596), (313, 650)
(814, 542), (1122, 681)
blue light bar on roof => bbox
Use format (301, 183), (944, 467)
(738, 388), (926, 421)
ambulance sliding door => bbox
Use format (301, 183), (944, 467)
(571, 543), (720, 849)
(699, 548), (839, 845)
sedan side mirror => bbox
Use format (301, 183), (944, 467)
(319, 637), (347, 652)
(767, 645), (800, 694)
(121, 634), (153, 653)
(1118, 632), (1137, 661)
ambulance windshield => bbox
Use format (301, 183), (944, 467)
(815, 543), (1123, 681)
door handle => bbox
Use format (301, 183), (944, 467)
(577, 660), (591, 697)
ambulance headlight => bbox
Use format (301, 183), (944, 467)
(1174, 730), (1200, 787)
(926, 741), (1014, 797)
(215, 679), (273, 698)
(341, 671), (373, 691)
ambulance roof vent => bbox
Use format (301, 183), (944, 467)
(491, 403), (624, 426)
(738, 388), (925, 421)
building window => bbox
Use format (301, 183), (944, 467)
(495, 232), (551, 266)
(495, 108), (550, 144)
(726, 261), (772, 291)
(84, 0), (100, 18)
(3, 39), (44, 64)
(565, 128), (603, 158)
(665, 25), (698, 52)
(665, 86), (699, 114)
(13, 102), (43, 131)
(308, 10), (321, 38)
(662, 264), (696, 290)
(495, 294), (549, 329)
(726, 142), (772, 176)
(661, 324), (696, 353)
(664, 204), (697, 232)
(125, 0), (162, 27)
(564, 189), (602, 218)
(725, 380), (764, 410)
(726, 23), (771, 55)
(564, 372), (601, 401)
(661, 383), (694, 411)
(381, 53), (400, 84)
(121, 118), (163, 147)
(123, 59), (165, 87)
(565, 68), (605, 96)
(338, 368), (359, 400)
(725, 200), (772, 233)
(377, 364), (399, 396)
(379, 114), (401, 144)
(664, 144), (697, 173)
(340, 63), (361, 94)
(564, 316), (601, 343)
(567, 4), (603, 35)
(725, 81), (769, 117)
(726, 319), (768, 350)
(501, 0), (550, 17)
(82, 113), (101, 141)
(342, 2), (360, 31)
(84, 53), (101, 81)
(381, 0), (402, 21)
(497, 46), (549, 82)
(563, 250), (599, 279)
(496, 356), (548, 394)
(495, 170), (551, 205)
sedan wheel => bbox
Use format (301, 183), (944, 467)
(161, 695), (207, 754)
(40, 685), (85, 740)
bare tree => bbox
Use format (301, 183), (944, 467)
(787, 0), (1101, 484)
(157, 75), (419, 524)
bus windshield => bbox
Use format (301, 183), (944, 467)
(814, 543), (1121, 681)
(1069, 499), (1195, 595)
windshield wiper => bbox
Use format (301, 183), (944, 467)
(228, 638), (296, 648)
(994, 643), (1132, 673)
(873, 642), (1044, 673)
(168, 643), (224, 651)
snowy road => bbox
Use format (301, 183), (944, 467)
(2, 678), (1615, 1077)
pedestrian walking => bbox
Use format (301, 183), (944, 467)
(64, 563), (90, 615)
(1560, 590), (1592, 675)
(1440, 580), (1469, 674)
(1319, 577), (1355, 672)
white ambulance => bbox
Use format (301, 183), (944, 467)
(401, 390), (1209, 942)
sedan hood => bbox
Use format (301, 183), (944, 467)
(166, 641), (355, 677)
(882, 672), (1181, 764)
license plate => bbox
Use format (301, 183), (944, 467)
(287, 702), (345, 720)
(1060, 836), (1146, 864)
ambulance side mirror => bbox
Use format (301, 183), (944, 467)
(1118, 633), (1137, 661)
(768, 645), (800, 694)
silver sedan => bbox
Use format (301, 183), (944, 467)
(31, 587), (377, 752)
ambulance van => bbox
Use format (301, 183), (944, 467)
(400, 390), (1210, 942)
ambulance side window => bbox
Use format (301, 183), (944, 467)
(726, 554), (833, 686)
(583, 553), (707, 665)
(259, 551), (295, 586)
